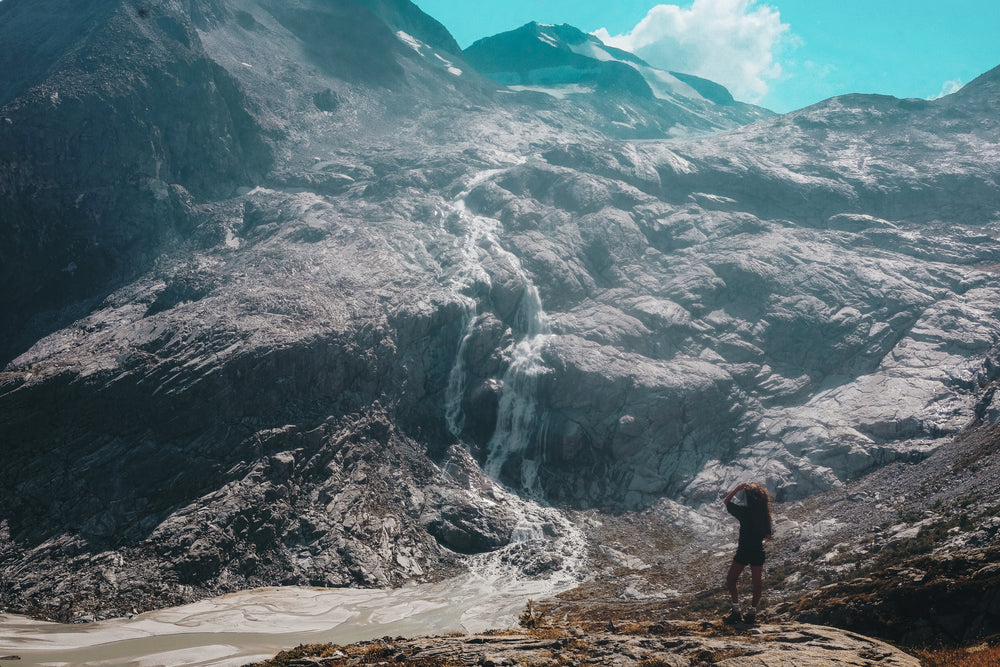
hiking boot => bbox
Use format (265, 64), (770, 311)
(744, 607), (757, 624)
(723, 610), (743, 625)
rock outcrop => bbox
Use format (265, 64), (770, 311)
(246, 620), (920, 666)
(0, 0), (275, 363)
(789, 546), (1000, 649)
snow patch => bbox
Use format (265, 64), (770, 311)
(433, 53), (462, 76)
(398, 32), (461, 76)
(396, 30), (423, 53)
(537, 32), (559, 48)
(565, 40), (704, 102)
(507, 84), (596, 99)
(570, 40), (614, 62)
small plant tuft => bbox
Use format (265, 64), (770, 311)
(519, 599), (545, 629)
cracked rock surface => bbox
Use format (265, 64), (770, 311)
(246, 620), (920, 666)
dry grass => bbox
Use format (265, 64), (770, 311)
(247, 644), (463, 667)
(243, 643), (341, 666)
(358, 644), (393, 661)
(481, 628), (521, 636)
(915, 644), (1000, 667)
(527, 626), (570, 639)
(244, 641), (460, 667)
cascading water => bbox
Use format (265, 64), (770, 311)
(439, 169), (589, 614)
(444, 312), (477, 438)
(442, 170), (553, 497)
(482, 285), (551, 496)
(441, 195), (499, 440)
(460, 474), (591, 620)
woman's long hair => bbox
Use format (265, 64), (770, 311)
(745, 482), (773, 539)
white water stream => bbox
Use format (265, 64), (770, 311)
(442, 168), (553, 496)
(482, 283), (552, 495)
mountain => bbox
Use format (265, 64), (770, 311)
(463, 22), (772, 137)
(0, 0), (498, 366)
(1, 0), (1000, 627)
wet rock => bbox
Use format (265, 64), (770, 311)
(421, 487), (517, 554)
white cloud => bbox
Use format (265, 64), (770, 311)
(932, 78), (964, 99)
(593, 0), (790, 104)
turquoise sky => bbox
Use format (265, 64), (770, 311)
(415, 0), (999, 113)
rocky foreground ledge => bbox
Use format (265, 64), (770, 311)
(245, 618), (918, 666)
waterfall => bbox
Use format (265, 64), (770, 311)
(483, 286), (551, 497)
(442, 170), (553, 496)
(435, 170), (589, 608)
(444, 309), (477, 438)
(441, 196), (498, 440)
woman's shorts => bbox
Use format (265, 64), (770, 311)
(734, 544), (765, 567)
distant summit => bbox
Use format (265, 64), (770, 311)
(465, 22), (655, 97)
(463, 22), (769, 136)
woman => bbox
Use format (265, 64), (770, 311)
(722, 481), (773, 623)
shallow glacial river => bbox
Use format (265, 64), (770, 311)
(0, 485), (594, 667)
(1, 466), (596, 666)
(0, 570), (569, 666)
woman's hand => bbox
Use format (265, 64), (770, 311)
(723, 482), (748, 505)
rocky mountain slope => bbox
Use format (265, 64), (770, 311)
(2, 0), (1000, 630)
(534, 420), (1000, 653)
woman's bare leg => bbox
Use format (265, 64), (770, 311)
(750, 565), (764, 608)
(726, 561), (745, 604)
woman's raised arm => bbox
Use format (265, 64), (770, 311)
(723, 482), (747, 506)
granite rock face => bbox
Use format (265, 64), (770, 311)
(2, 0), (1000, 619)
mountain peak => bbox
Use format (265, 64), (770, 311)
(463, 20), (769, 137)
(947, 62), (1000, 104)
(354, 0), (463, 55)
